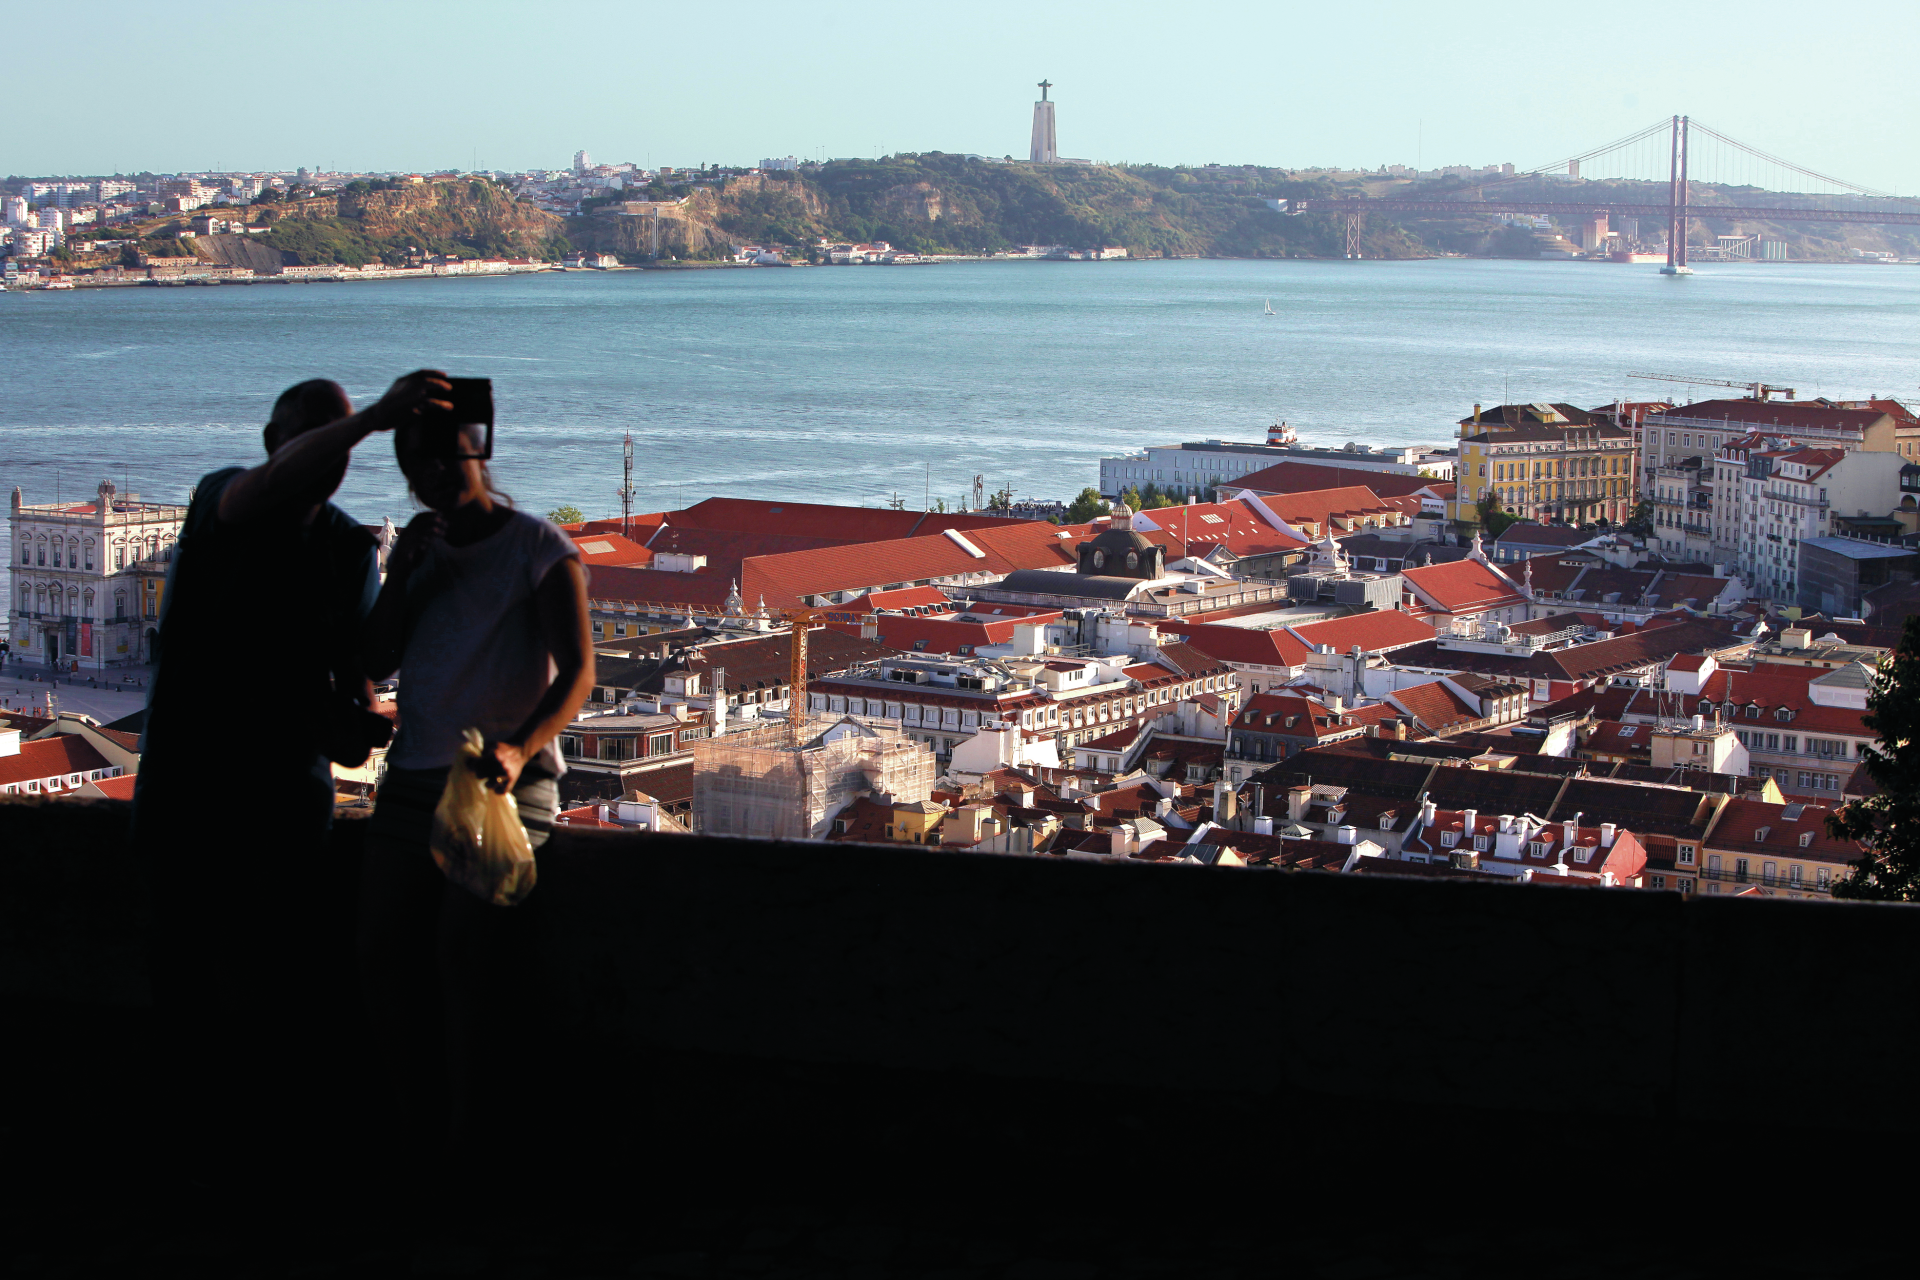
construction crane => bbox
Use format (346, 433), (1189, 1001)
(1627, 372), (1796, 401)
(776, 606), (833, 748)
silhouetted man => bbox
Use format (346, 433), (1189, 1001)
(133, 371), (447, 1170)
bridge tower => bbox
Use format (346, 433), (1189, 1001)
(1663, 115), (1691, 275)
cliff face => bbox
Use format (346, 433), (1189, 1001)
(189, 234), (291, 272)
(245, 180), (567, 265)
(338, 180), (562, 252)
(567, 183), (760, 261)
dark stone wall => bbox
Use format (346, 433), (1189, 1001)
(4, 796), (1916, 1134)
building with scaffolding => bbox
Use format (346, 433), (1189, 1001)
(691, 713), (936, 842)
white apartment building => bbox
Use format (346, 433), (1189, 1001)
(9, 480), (187, 670)
(1639, 397), (1916, 584)
(1099, 433), (1435, 499)
(1712, 441), (1904, 601)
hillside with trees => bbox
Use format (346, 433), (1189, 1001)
(570, 156), (1425, 261)
(570, 156), (1920, 264)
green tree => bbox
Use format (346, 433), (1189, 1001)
(546, 504), (585, 524)
(1477, 490), (1520, 538)
(1063, 487), (1108, 524)
(1829, 617), (1920, 899)
(1624, 499), (1654, 536)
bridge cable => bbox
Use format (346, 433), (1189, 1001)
(1687, 119), (1899, 200)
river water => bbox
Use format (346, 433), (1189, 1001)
(5, 257), (1917, 533)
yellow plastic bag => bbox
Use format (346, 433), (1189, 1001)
(430, 728), (537, 907)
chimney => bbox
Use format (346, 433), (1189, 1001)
(1212, 779), (1238, 821)
(1601, 822), (1617, 847)
(1563, 819), (1577, 848)
(1473, 403), (1482, 425)
(1110, 822), (1137, 858)
(1420, 797), (1437, 826)
(1462, 807), (1478, 838)
(1336, 825), (1357, 845)
(1253, 814), (1274, 836)
(1287, 784), (1311, 821)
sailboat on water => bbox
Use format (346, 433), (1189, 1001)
(1263, 298), (1275, 316)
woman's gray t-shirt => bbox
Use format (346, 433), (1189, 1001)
(389, 509), (579, 774)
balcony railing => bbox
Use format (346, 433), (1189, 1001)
(1700, 866), (1831, 893)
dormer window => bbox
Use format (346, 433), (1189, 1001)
(1799, 831), (1814, 847)
(1440, 830), (1458, 848)
(1745, 705), (1759, 718)
(1473, 835), (1488, 851)
(1529, 841), (1550, 857)
(1755, 826), (1771, 841)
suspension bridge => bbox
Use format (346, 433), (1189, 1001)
(1286, 115), (1920, 270)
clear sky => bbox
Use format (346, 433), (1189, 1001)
(13, 0), (1918, 194)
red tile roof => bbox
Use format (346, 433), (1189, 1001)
(1175, 625), (1310, 670)
(1706, 798), (1860, 865)
(0, 735), (113, 788)
(85, 773), (137, 800)
(1401, 558), (1527, 614)
(1288, 610), (1436, 655)
(584, 566), (742, 610)
(1658, 399), (1890, 433)
(642, 525), (839, 579)
(668, 497), (1033, 543)
(1690, 668), (1875, 738)
(1227, 461), (1438, 499)
(570, 532), (655, 568)
(1256, 486), (1408, 538)
(1236, 691), (1400, 740)
(868, 615), (1023, 653)
(1580, 719), (1651, 758)
(1127, 501), (1309, 560)
(1384, 681), (1481, 735)
(854, 585), (952, 611)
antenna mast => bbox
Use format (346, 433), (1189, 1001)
(619, 432), (636, 538)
